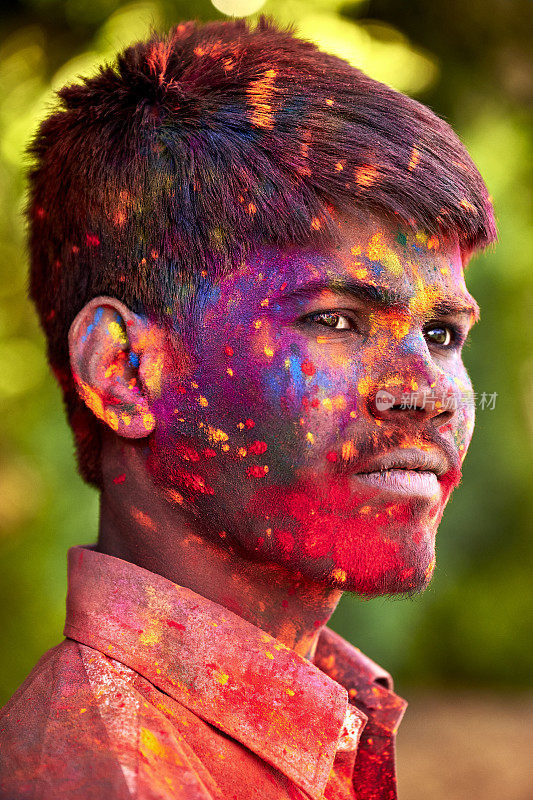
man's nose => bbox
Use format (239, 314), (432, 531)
(366, 352), (458, 424)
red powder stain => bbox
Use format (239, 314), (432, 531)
(203, 448), (217, 458)
(399, 567), (415, 581)
(113, 473), (126, 484)
(86, 233), (100, 247)
(181, 446), (200, 462)
(301, 359), (315, 377)
(248, 440), (267, 455)
(224, 345), (234, 357)
(247, 465), (268, 478)
(281, 600), (289, 609)
(326, 451), (338, 462)
(310, 397), (320, 408)
(276, 529), (295, 555)
(244, 419), (255, 429)
(181, 473), (215, 494)
(167, 620), (186, 631)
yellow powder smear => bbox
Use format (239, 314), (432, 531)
(367, 232), (402, 275)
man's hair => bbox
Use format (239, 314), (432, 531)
(26, 16), (497, 488)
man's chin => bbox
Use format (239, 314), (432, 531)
(337, 552), (436, 597)
(290, 534), (437, 597)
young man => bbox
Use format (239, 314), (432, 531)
(0, 16), (496, 800)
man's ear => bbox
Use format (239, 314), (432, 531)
(68, 296), (162, 438)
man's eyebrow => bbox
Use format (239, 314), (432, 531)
(276, 278), (480, 323)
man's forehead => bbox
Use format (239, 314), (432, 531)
(243, 216), (471, 302)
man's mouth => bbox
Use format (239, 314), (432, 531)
(344, 447), (452, 499)
(351, 447), (450, 477)
(352, 468), (440, 497)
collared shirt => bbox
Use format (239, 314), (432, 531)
(0, 546), (407, 800)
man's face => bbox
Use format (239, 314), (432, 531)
(148, 211), (478, 596)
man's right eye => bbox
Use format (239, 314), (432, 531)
(306, 312), (355, 331)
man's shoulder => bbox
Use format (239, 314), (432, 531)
(0, 640), (131, 800)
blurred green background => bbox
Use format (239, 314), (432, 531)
(0, 0), (532, 707)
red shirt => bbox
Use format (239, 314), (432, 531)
(0, 547), (407, 800)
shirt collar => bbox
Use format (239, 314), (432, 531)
(64, 546), (403, 799)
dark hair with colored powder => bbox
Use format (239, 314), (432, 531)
(26, 16), (497, 487)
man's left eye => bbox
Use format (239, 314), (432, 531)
(424, 325), (454, 347)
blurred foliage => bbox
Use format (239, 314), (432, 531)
(0, 0), (532, 704)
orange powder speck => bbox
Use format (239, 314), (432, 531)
(198, 396), (208, 407)
(248, 202), (257, 215)
(341, 441), (355, 461)
(132, 508), (155, 531)
(207, 426), (229, 444)
(460, 198), (476, 213)
(247, 68), (278, 130)
(331, 568), (347, 583)
(427, 235), (440, 250)
(408, 146), (420, 171)
(264, 345), (274, 357)
(311, 217), (321, 230)
(325, 98), (334, 106)
(335, 161), (344, 172)
(355, 164), (378, 188)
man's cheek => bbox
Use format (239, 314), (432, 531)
(456, 402), (475, 462)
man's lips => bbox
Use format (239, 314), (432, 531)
(343, 447), (454, 500)
(352, 469), (440, 498)
(349, 447), (451, 478)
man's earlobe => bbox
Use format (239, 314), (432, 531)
(68, 296), (157, 439)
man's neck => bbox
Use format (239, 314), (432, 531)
(97, 438), (342, 660)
